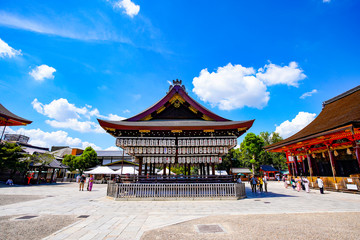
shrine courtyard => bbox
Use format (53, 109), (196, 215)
(1, 182), (360, 240)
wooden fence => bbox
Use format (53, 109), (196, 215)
(107, 183), (246, 200)
(307, 176), (360, 192)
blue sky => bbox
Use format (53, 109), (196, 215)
(0, 0), (359, 150)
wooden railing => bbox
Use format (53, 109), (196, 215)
(115, 175), (235, 183)
(307, 176), (360, 192)
(107, 182), (246, 200)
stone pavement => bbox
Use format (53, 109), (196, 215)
(0, 182), (359, 240)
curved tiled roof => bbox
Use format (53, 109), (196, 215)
(265, 85), (360, 151)
(0, 104), (32, 126)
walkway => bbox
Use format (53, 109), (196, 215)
(0, 182), (359, 239)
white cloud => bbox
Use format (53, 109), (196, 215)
(112, 0), (140, 17)
(193, 61), (306, 110)
(105, 114), (125, 121)
(29, 64), (56, 81)
(193, 63), (270, 110)
(256, 61), (306, 87)
(0, 38), (21, 58)
(1, 126), (119, 151)
(105, 146), (119, 151)
(31, 98), (124, 133)
(32, 98), (87, 121)
(300, 89), (318, 99)
(0, 11), (131, 44)
(45, 119), (105, 133)
(275, 112), (316, 139)
(123, 109), (130, 114)
(323, 0), (331, 3)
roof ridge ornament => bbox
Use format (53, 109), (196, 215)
(173, 79), (182, 85)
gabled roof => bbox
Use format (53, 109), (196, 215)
(0, 104), (32, 126)
(260, 165), (279, 172)
(98, 80), (255, 135)
(125, 81), (229, 121)
(265, 85), (360, 151)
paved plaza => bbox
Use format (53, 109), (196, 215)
(1, 182), (360, 240)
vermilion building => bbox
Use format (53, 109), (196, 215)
(265, 85), (360, 189)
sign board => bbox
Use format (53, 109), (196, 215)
(346, 184), (358, 190)
(347, 178), (353, 183)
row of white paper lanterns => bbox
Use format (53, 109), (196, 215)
(117, 138), (237, 147)
(142, 156), (222, 164)
(124, 146), (229, 155)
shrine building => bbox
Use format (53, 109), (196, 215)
(265, 85), (360, 188)
(98, 80), (254, 177)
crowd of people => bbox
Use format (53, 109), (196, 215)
(282, 175), (324, 194)
(249, 175), (268, 193)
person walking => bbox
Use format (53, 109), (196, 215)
(263, 175), (268, 193)
(291, 177), (296, 190)
(250, 175), (257, 193)
(88, 175), (94, 191)
(258, 176), (264, 193)
(296, 177), (302, 192)
(303, 177), (310, 193)
(76, 174), (81, 183)
(79, 174), (86, 191)
(283, 175), (288, 188)
(317, 177), (324, 194)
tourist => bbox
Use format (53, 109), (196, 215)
(303, 177), (310, 193)
(263, 175), (268, 193)
(76, 174), (81, 183)
(88, 175), (94, 191)
(258, 176), (264, 193)
(317, 177), (324, 194)
(237, 177), (242, 183)
(6, 178), (14, 186)
(79, 174), (86, 191)
(291, 177), (296, 190)
(296, 177), (302, 192)
(282, 175), (288, 188)
(250, 175), (257, 193)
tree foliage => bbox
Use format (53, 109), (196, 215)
(0, 142), (27, 175)
(219, 131), (287, 174)
(62, 146), (99, 174)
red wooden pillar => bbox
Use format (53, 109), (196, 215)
(293, 156), (298, 176)
(327, 148), (337, 181)
(286, 153), (292, 175)
(306, 154), (313, 177)
(355, 145), (360, 169)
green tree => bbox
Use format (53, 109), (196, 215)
(62, 146), (99, 174)
(216, 148), (241, 173)
(239, 133), (265, 174)
(0, 142), (29, 178)
(259, 131), (287, 171)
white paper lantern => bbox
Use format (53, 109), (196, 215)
(199, 147), (203, 154)
(186, 157), (191, 164)
(155, 157), (159, 163)
(221, 139), (224, 145)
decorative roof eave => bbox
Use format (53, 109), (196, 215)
(265, 124), (359, 152)
(265, 85), (360, 152)
(125, 84), (229, 121)
(0, 104), (32, 126)
(98, 119), (255, 132)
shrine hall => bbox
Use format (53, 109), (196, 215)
(98, 80), (254, 177)
(265, 85), (360, 190)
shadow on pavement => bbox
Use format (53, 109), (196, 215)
(244, 186), (297, 199)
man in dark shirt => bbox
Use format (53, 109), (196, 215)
(79, 174), (86, 191)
